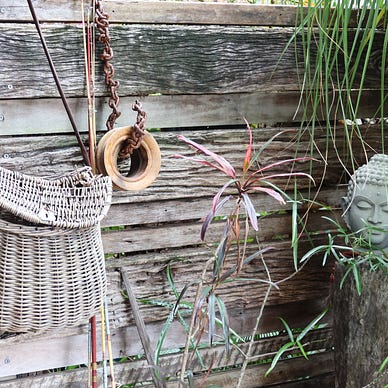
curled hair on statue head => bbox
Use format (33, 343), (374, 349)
(342, 154), (388, 211)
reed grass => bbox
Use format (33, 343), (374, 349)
(293, 0), (387, 176)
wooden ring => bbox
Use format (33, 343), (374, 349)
(96, 126), (161, 191)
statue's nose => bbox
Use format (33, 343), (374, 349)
(367, 205), (383, 225)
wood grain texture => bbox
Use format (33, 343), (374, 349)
(0, 350), (334, 387)
(0, 126), (384, 202)
(0, 2), (300, 25)
(0, 317), (332, 380)
(0, 1), (374, 29)
(0, 24), (386, 99)
(0, 90), (384, 135)
(102, 239), (333, 331)
(333, 264), (388, 388)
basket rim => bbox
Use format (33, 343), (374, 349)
(0, 166), (112, 228)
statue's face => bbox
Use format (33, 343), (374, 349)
(343, 184), (388, 249)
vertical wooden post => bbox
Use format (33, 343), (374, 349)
(333, 263), (388, 388)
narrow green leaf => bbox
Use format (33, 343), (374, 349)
(352, 264), (363, 296)
(279, 317), (294, 343)
(154, 307), (176, 364)
(296, 339), (309, 360)
(265, 342), (293, 376)
(291, 198), (298, 271)
(208, 292), (216, 346)
(166, 263), (179, 298)
(213, 223), (230, 279)
(340, 265), (354, 290)
(215, 296), (231, 355)
(378, 356), (388, 375)
(173, 280), (199, 316)
(297, 308), (328, 342)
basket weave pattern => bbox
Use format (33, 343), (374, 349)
(0, 167), (112, 332)
(0, 166), (112, 228)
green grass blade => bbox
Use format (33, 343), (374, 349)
(279, 316), (294, 342)
(265, 342), (293, 377)
(297, 308), (328, 342)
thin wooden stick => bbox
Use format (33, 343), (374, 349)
(88, 321), (92, 388)
(101, 305), (108, 388)
(119, 268), (166, 388)
(104, 298), (116, 388)
(27, 0), (90, 166)
(82, 0), (97, 172)
(90, 315), (98, 388)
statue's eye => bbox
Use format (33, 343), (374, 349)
(356, 200), (372, 210)
(381, 204), (388, 213)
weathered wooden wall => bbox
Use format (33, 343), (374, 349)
(0, 1), (386, 387)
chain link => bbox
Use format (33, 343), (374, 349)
(95, 0), (146, 155)
(95, 0), (121, 130)
(119, 100), (146, 158)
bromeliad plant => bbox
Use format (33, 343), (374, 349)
(174, 119), (314, 273)
(162, 120), (316, 385)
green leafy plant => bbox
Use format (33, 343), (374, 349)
(265, 308), (328, 376)
(141, 120), (316, 386)
(300, 215), (388, 295)
(291, 0), (387, 175)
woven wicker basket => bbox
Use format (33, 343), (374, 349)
(0, 166), (112, 228)
(0, 167), (112, 332)
(0, 211), (107, 332)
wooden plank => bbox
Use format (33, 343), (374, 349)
(0, 93), (309, 135)
(0, 89), (385, 135)
(0, 2), (300, 25)
(0, 349), (334, 387)
(334, 264), (388, 388)
(0, 1), (374, 29)
(182, 351), (334, 388)
(268, 373), (335, 388)
(100, 210), (337, 254)
(0, 23), (297, 97)
(0, 127), (384, 202)
(0, 305), (332, 379)
(101, 187), (344, 228)
(103, 240), (333, 327)
(0, 24), (386, 99)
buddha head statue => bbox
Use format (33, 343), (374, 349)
(342, 154), (388, 251)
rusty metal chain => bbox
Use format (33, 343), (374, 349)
(95, 0), (147, 156)
(119, 100), (146, 158)
(95, 0), (121, 130)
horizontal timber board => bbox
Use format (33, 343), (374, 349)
(100, 210), (337, 254)
(0, 349), (334, 387)
(0, 1), (376, 28)
(0, 93), (309, 134)
(103, 240), (333, 327)
(0, 90), (385, 135)
(182, 352), (334, 388)
(101, 188), (344, 228)
(0, 2), (300, 25)
(0, 127), (385, 201)
(0, 300), (332, 378)
(0, 24), (386, 98)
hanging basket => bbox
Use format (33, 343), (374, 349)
(0, 211), (107, 332)
(0, 166), (112, 228)
(0, 167), (112, 332)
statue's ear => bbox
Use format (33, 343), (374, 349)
(341, 197), (350, 227)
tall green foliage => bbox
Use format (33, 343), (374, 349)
(293, 0), (387, 174)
